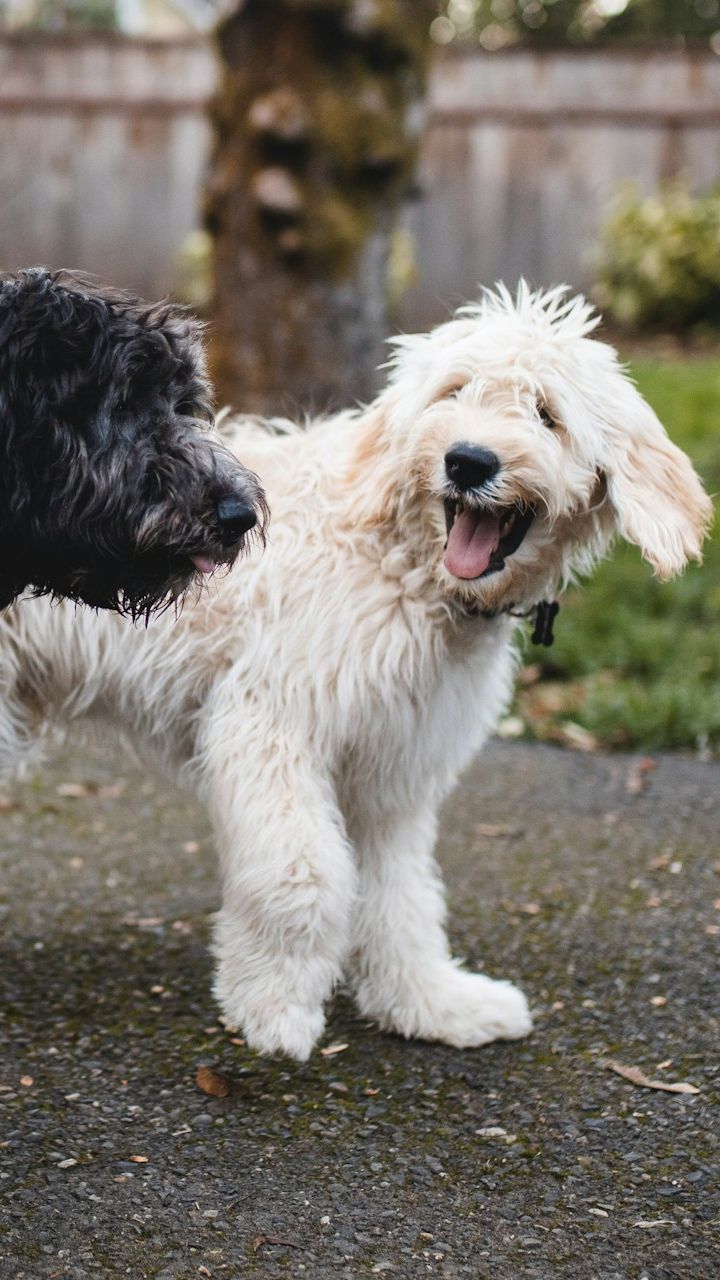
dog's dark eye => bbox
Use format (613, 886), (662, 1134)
(538, 404), (556, 430)
(436, 379), (466, 403)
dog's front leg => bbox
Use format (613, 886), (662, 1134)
(349, 804), (532, 1049)
(206, 753), (357, 1061)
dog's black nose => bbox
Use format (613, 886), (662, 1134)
(216, 496), (258, 538)
(445, 444), (500, 490)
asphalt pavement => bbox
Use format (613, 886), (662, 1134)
(0, 739), (718, 1279)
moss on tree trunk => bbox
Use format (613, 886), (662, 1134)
(206, 0), (435, 415)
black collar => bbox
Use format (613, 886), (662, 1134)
(465, 599), (560, 647)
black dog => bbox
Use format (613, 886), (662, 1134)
(0, 268), (267, 617)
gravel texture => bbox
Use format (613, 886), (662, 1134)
(0, 740), (718, 1279)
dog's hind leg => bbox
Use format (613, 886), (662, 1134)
(203, 729), (357, 1061)
(349, 803), (532, 1049)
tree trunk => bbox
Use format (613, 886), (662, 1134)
(206, 0), (435, 416)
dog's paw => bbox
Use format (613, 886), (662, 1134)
(368, 968), (532, 1049)
(234, 1001), (326, 1062)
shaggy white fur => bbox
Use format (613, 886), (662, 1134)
(1, 285), (711, 1060)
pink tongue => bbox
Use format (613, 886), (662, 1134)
(444, 509), (501, 580)
(190, 554), (217, 575)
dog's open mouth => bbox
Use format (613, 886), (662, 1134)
(443, 499), (534, 579)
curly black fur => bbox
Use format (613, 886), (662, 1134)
(0, 268), (267, 618)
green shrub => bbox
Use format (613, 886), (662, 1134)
(592, 181), (720, 332)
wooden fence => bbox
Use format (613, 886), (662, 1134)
(0, 35), (213, 300)
(2, 35), (720, 323)
(408, 44), (720, 324)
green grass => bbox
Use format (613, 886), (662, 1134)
(517, 358), (720, 752)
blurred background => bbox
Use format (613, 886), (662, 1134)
(1, 0), (719, 753)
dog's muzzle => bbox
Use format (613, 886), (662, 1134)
(442, 441), (534, 580)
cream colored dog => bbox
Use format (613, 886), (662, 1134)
(0, 286), (711, 1059)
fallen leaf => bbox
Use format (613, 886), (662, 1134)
(19, 1076), (33, 1087)
(503, 900), (541, 916)
(229, 1037), (246, 1047)
(650, 996), (667, 1007)
(556, 721), (598, 753)
(320, 1043), (349, 1057)
(496, 715), (525, 739)
(363, 1087), (380, 1096)
(195, 1066), (231, 1098)
(251, 1235), (302, 1253)
(129, 1155), (149, 1164)
(625, 757), (657, 795)
(603, 1060), (699, 1095)
(474, 1126), (516, 1142)
(656, 1059), (673, 1070)
(647, 853), (671, 871)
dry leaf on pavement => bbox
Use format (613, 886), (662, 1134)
(603, 1059), (699, 1094)
(556, 721), (598, 753)
(195, 1066), (232, 1098)
(625, 757), (657, 795)
(251, 1235), (302, 1253)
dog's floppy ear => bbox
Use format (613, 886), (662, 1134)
(602, 393), (713, 579)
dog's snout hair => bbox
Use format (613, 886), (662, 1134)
(0, 268), (268, 616)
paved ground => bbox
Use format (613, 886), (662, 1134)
(0, 739), (718, 1279)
